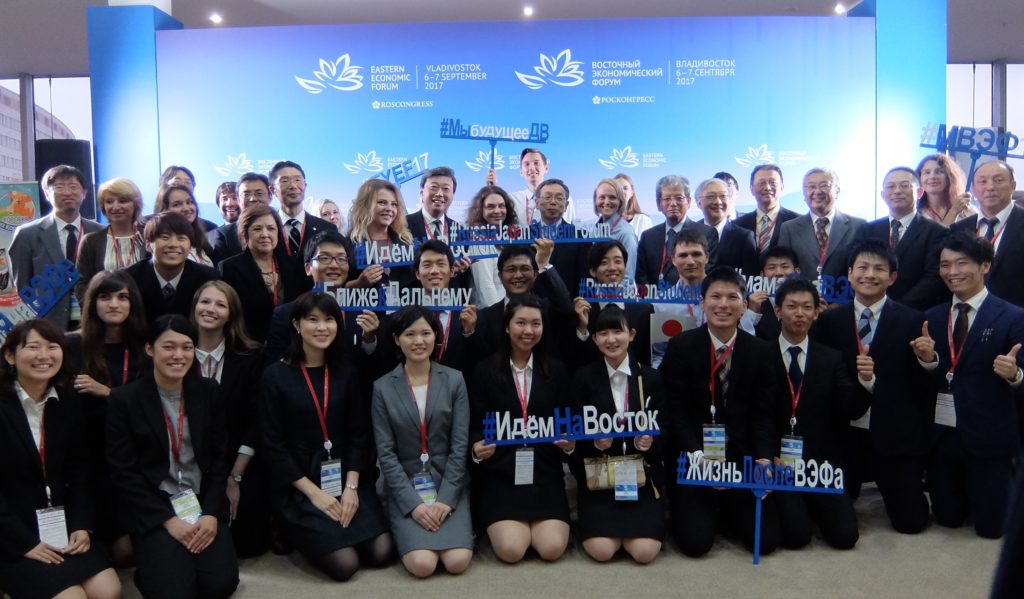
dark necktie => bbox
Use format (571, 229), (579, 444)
(432, 219), (443, 239)
(953, 302), (970, 353)
(757, 214), (772, 252)
(858, 308), (874, 345)
(890, 220), (902, 248)
(287, 219), (301, 254)
(787, 346), (803, 390)
(65, 224), (78, 262)
(815, 216), (829, 252)
(980, 217), (998, 243)
(162, 282), (175, 302)
(715, 346), (730, 405)
(663, 228), (677, 275)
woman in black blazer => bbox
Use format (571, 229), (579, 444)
(75, 177), (148, 302)
(106, 315), (238, 599)
(571, 305), (666, 564)
(260, 292), (392, 581)
(218, 204), (308, 342)
(0, 319), (120, 599)
(469, 294), (575, 564)
(64, 270), (149, 566)
(190, 280), (270, 557)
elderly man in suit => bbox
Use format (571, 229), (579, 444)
(635, 175), (718, 285)
(9, 164), (102, 329)
(855, 167), (950, 310)
(735, 164), (799, 253)
(950, 160), (1024, 308)
(695, 178), (759, 276)
(777, 167), (866, 285)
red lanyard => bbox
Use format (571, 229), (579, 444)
(707, 338), (736, 415)
(161, 389), (187, 470)
(120, 349), (130, 385)
(817, 236), (830, 275)
(977, 220), (1005, 247)
(687, 303), (706, 326)
(270, 259), (279, 306)
(38, 408), (48, 481)
(435, 312), (452, 362)
(425, 218), (448, 240)
(512, 365), (530, 420)
(301, 363), (331, 453)
(404, 369), (430, 456)
(109, 231), (140, 269)
(785, 358), (803, 433)
(946, 309), (967, 377)
(283, 219), (305, 257)
(524, 196), (535, 225)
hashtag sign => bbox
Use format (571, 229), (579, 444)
(676, 452), (687, 483)
(919, 122), (938, 146)
(483, 412), (497, 442)
(439, 118), (450, 136)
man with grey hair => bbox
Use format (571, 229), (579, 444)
(696, 178), (758, 275)
(777, 167), (866, 284)
(635, 174), (719, 285)
(735, 164), (799, 252)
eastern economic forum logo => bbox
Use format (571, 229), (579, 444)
(295, 54), (364, 93)
(515, 49), (585, 89)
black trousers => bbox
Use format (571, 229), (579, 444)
(229, 460), (272, 558)
(927, 427), (1013, 539)
(841, 426), (875, 499)
(133, 523), (239, 599)
(775, 491), (859, 549)
(991, 459), (1024, 598)
(873, 455), (930, 534)
(669, 485), (779, 557)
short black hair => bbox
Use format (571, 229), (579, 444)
(587, 240), (628, 273)
(414, 239), (455, 270)
(942, 231), (995, 265)
(672, 228), (708, 254)
(775, 277), (820, 307)
(269, 161), (306, 182)
(593, 303), (631, 334)
(847, 239), (899, 273)
(148, 314), (198, 346)
(712, 171), (738, 188)
(237, 172), (270, 189)
(420, 166), (457, 193)
(700, 266), (745, 299)
(520, 148), (548, 163)
(760, 245), (800, 272)
(304, 230), (350, 264)
(285, 292), (346, 367)
(750, 164), (783, 187)
(497, 245), (538, 272)
(536, 178), (570, 201)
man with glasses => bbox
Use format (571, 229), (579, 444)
(10, 164), (102, 329)
(855, 167), (950, 310)
(269, 161), (340, 284)
(735, 164), (799, 253)
(486, 148), (578, 226)
(635, 175), (719, 285)
(696, 178), (758, 276)
(777, 167), (866, 285)
(208, 172), (273, 264)
(534, 178), (590, 297)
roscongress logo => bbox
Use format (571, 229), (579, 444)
(734, 144), (775, 168)
(295, 54), (364, 94)
(344, 151), (385, 174)
(214, 153), (253, 177)
(515, 50), (585, 90)
(598, 146), (639, 170)
(464, 151), (505, 173)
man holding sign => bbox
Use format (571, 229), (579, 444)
(911, 232), (1024, 539)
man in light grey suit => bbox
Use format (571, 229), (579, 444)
(777, 167), (866, 285)
(9, 165), (101, 329)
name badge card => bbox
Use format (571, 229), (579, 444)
(780, 435), (804, 470)
(320, 459), (343, 498)
(170, 489), (203, 524)
(850, 407), (871, 430)
(703, 424), (727, 461)
(36, 507), (68, 548)
(935, 393), (957, 427)
(413, 471), (437, 505)
(514, 447), (535, 486)
(613, 460), (639, 501)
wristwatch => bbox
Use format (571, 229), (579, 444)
(230, 473), (243, 484)
(345, 483), (358, 491)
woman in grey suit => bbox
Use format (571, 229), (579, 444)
(372, 306), (473, 578)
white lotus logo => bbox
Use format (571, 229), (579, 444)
(515, 49), (585, 90)
(464, 151), (505, 173)
(214, 153), (253, 177)
(598, 146), (639, 170)
(295, 54), (364, 94)
(734, 144), (775, 168)
(344, 151), (384, 174)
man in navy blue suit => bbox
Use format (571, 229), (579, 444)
(635, 175), (718, 285)
(695, 178), (758, 276)
(734, 164), (799, 253)
(911, 232), (1024, 538)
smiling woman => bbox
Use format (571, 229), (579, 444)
(75, 177), (148, 302)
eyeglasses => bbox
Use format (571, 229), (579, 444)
(276, 176), (305, 186)
(312, 254), (348, 265)
(51, 183), (83, 193)
(241, 190), (268, 200)
(804, 182), (834, 192)
(539, 193), (566, 202)
(883, 182), (915, 192)
(701, 193), (729, 203)
(660, 195), (687, 204)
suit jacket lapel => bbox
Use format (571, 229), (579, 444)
(390, 369), (422, 430)
(992, 208), (1024, 276)
(825, 213), (850, 264)
(139, 376), (172, 457)
(962, 296), (1000, 358)
(41, 215), (65, 264)
(1, 390), (43, 473)
(870, 299), (898, 354)
(183, 377), (206, 460)
(797, 216), (821, 272)
(425, 364), (444, 425)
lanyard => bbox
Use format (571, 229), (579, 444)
(38, 408), (53, 506)
(687, 303), (706, 326)
(120, 349), (130, 385)
(435, 312), (452, 362)
(109, 230), (140, 269)
(707, 338), (736, 422)
(270, 259), (279, 306)
(282, 219), (305, 257)
(977, 220), (1006, 247)
(785, 359), (803, 435)
(524, 196), (535, 225)
(512, 366), (530, 421)
(161, 390), (187, 479)
(301, 363), (331, 454)
(946, 310), (967, 380)
(816, 235), (830, 275)
(425, 218), (448, 240)
(404, 369), (430, 461)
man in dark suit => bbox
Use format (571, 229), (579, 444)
(406, 166), (459, 242)
(123, 212), (219, 326)
(658, 267), (779, 557)
(209, 172), (271, 265)
(533, 178), (590, 297)
(910, 232), (1024, 539)
(812, 240), (932, 534)
(9, 165), (102, 329)
(696, 178), (758, 276)
(777, 167), (866, 284)
(855, 166), (950, 310)
(744, 246), (801, 342)
(734, 164), (799, 253)
(950, 160), (1024, 308)
(635, 175), (718, 285)
(269, 161), (340, 285)
(771, 278), (863, 549)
